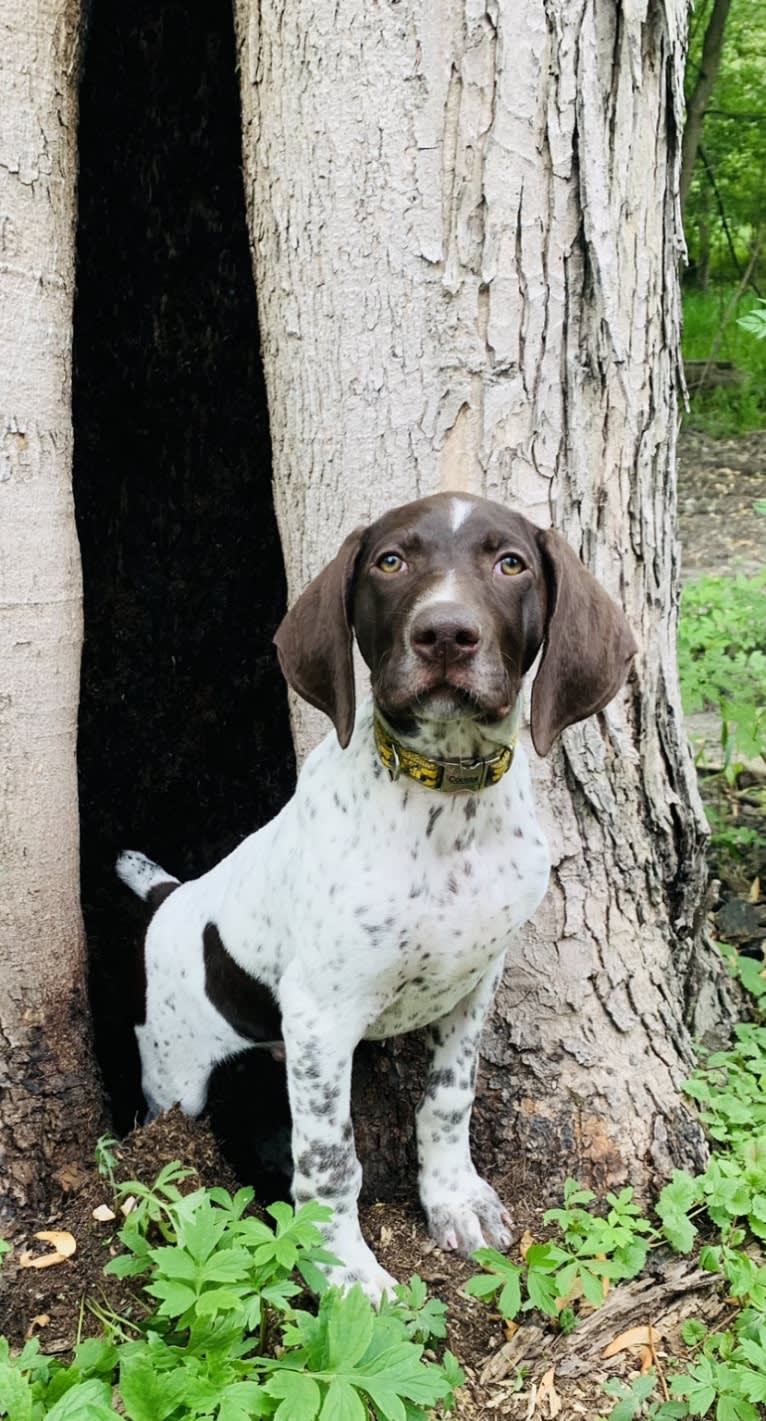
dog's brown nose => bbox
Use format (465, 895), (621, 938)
(411, 603), (481, 665)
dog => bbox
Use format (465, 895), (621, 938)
(117, 490), (636, 1300)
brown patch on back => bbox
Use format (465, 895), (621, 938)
(147, 880), (180, 913)
(203, 922), (283, 1045)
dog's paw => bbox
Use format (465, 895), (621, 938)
(324, 1258), (398, 1306)
(422, 1172), (512, 1256)
(322, 1229), (398, 1305)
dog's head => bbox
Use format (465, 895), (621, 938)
(274, 492), (637, 756)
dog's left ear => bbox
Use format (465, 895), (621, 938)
(530, 528), (638, 756)
(274, 527), (367, 749)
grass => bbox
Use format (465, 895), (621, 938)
(682, 285), (766, 437)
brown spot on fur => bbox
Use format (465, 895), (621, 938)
(203, 922), (282, 1046)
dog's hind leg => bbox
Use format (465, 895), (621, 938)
(136, 1022), (215, 1119)
(136, 1004), (250, 1121)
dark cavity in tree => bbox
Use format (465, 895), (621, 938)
(73, 0), (294, 1197)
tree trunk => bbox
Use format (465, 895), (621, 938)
(0, 0), (104, 1223)
(236, 0), (729, 1204)
(680, 0), (732, 215)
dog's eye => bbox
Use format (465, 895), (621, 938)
(496, 554), (525, 577)
(376, 552), (406, 574)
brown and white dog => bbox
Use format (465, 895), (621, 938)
(117, 491), (636, 1300)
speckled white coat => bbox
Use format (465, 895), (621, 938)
(121, 696), (550, 1298)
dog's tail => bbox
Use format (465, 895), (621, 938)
(116, 850), (181, 911)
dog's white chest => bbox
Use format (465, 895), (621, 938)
(360, 819), (549, 1038)
(282, 741), (552, 1040)
(214, 715), (550, 1041)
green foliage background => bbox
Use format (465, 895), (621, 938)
(684, 0), (766, 284)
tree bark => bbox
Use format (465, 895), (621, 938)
(680, 0), (732, 215)
(0, 0), (104, 1223)
(236, 0), (729, 1204)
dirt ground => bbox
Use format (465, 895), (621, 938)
(678, 428), (766, 581)
(1, 431), (765, 1420)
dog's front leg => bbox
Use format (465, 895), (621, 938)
(280, 973), (397, 1304)
(417, 958), (512, 1256)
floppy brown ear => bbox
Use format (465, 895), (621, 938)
(273, 527), (366, 749)
(530, 528), (638, 756)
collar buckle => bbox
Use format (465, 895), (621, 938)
(439, 759), (490, 793)
(385, 741), (402, 783)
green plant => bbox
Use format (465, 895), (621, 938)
(379, 1276), (447, 1345)
(0, 1163), (462, 1421)
(718, 941), (766, 1006)
(112, 1159), (197, 1238)
(682, 288), (766, 437)
(738, 300), (766, 341)
(260, 1285), (463, 1421)
(702, 811), (764, 872)
(466, 1181), (654, 1325)
(599, 1371), (684, 1420)
(599, 1320), (766, 1420)
(94, 1135), (121, 1187)
(106, 1186), (337, 1338)
(468, 954), (766, 1420)
(678, 571), (766, 770)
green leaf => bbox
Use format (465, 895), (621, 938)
(266, 1371), (322, 1421)
(525, 1267), (560, 1318)
(498, 1272), (522, 1320)
(356, 1381), (406, 1421)
(603, 1372), (658, 1421)
(442, 1351), (465, 1391)
(715, 1397), (760, 1421)
(72, 1339), (118, 1378)
(46, 1380), (115, 1421)
(104, 1252), (149, 1278)
(326, 1287), (375, 1369)
(319, 1379), (366, 1421)
(656, 1170), (700, 1254)
(460, 1278), (503, 1301)
(174, 1199), (227, 1263)
(194, 1286), (246, 1316)
(683, 1078), (712, 1102)
(563, 1179), (596, 1207)
(119, 1352), (188, 1421)
(147, 1244), (198, 1279)
(145, 1277), (198, 1316)
(681, 1319), (708, 1347)
(267, 1201), (296, 1232)
(579, 1266), (607, 1308)
(200, 1247), (253, 1282)
(0, 1364), (34, 1421)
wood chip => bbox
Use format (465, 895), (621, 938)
(519, 1230), (535, 1259)
(24, 1314), (50, 1339)
(602, 1324), (662, 1358)
(19, 1231), (77, 1269)
(92, 1204), (116, 1222)
(53, 1162), (89, 1192)
(120, 1195), (137, 1217)
(538, 1365), (562, 1417)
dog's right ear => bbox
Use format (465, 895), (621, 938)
(273, 527), (367, 749)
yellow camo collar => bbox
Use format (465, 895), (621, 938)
(373, 715), (515, 794)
